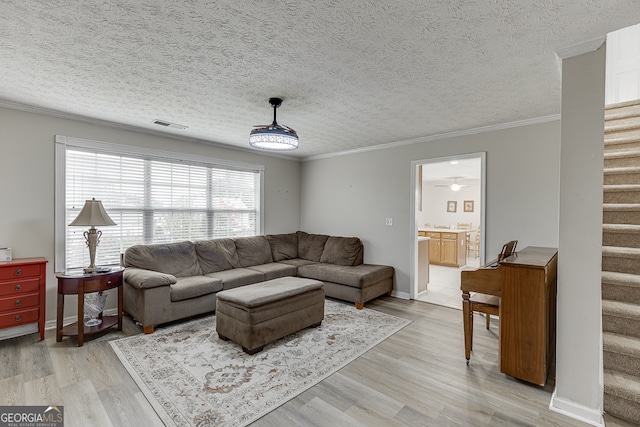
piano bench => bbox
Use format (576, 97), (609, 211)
(464, 293), (500, 365)
(470, 293), (500, 329)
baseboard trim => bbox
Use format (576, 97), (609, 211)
(0, 307), (117, 341)
(549, 389), (604, 427)
(44, 307), (120, 331)
(391, 291), (411, 300)
(0, 324), (38, 341)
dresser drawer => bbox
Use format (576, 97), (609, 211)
(0, 307), (39, 329)
(0, 278), (40, 297)
(0, 263), (41, 280)
(0, 293), (39, 312)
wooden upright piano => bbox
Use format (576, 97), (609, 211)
(461, 246), (558, 385)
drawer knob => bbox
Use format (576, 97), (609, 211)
(15, 300), (21, 306)
(15, 284), (21, 290)
(107, 281), (112, 285)
(15, 315), (21, 322)
(14, 269), (21, 276)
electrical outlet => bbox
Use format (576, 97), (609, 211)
(385, 218), (393, 226)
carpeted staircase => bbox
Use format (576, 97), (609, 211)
(602, 99), (640, 424)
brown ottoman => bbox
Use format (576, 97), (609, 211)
(215, 277), (325, 354)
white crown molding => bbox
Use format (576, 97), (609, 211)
(2, 98), (561, 164)
(0, 99), (300, 162)
(302, 114), (561, 162)
(555, 36), (606, 60)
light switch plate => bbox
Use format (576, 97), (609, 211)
(385, 218), (393, 226)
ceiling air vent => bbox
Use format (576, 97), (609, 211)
(153, 119), (188, 130)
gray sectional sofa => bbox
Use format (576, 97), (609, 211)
(122, 231), (394, 333)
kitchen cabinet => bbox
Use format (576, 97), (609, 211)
(419, 229), (467, 267)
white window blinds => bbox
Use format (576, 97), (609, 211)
(56, 137), (263, 272)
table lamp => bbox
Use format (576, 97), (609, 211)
(69, 198), (116, 273)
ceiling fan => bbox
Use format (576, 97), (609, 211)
(434, 177), (473, 192)
(249, 98), (299, 151)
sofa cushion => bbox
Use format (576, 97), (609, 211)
(205, 268), (265, 290)
(320, 236), (364, 266)
(234, 236), (274, 267)
(266, 233), (298, 261)
(124, 267), (177, 289)
(246, 262), (298, 281)
(297, 231), (329, 262)
(297, 263), (394, 289)
(195, 238), (239, 273)
(124, 241), (201, 277)
(277, 258), (319, 268)
(171, 276), (223, 302)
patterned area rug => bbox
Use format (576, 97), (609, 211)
(110, 299), (410, 427)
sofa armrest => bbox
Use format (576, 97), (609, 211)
(124, 267), (177, 289)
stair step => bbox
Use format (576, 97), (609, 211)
(602, 299), (640, 339)
(606, 123), (640, 133)
(606, 99), (640, 113)
(604, 332), (640, 377)
(604, 121), (640, 135)
(603, 271), (640, 304)
(603, 185), (640, 204)
(604, 370), (640, 424)
(603, 246), (640, 275)
(604, 203), (640, 211)
(605, 123), (640, 141)
(605, 149), (640, 168)
(605, 149), (640, 158)
(604, 167), (640, 185)
(605, 136), (640, 151)
(606, 110), (640, 122)
(603, 203), (640, 224)
(603, 224), (640, 248)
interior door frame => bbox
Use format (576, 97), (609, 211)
(409, 152), (487, 300)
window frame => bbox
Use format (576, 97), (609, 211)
(54, 135), (264, 273)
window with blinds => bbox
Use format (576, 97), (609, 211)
(57, 137), (263, 272)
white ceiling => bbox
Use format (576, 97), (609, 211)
(2, 1), (640, 159)
(422, 157), (480, 183)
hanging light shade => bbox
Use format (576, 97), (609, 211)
(249, 98), (299, 151)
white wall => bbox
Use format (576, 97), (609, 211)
(551, 45), (606, 425)
(300, 120), (561, 297)
(420, 182), (481, 229)
(606, 23), (640, 104)
(0, 106), (301, 325)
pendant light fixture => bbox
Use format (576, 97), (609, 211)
(249, 98), (299, 151)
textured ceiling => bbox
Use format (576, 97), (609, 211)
(2, 1), (640, 159)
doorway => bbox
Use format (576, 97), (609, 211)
(410, 152), (486, 306)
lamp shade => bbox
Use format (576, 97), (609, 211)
(69, 198), (116, 227)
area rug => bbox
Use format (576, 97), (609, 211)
(110, 300), (411, 427)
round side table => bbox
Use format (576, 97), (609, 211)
(56, 267), (124, 347)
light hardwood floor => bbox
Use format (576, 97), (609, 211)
(0, 297), (635, 426)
